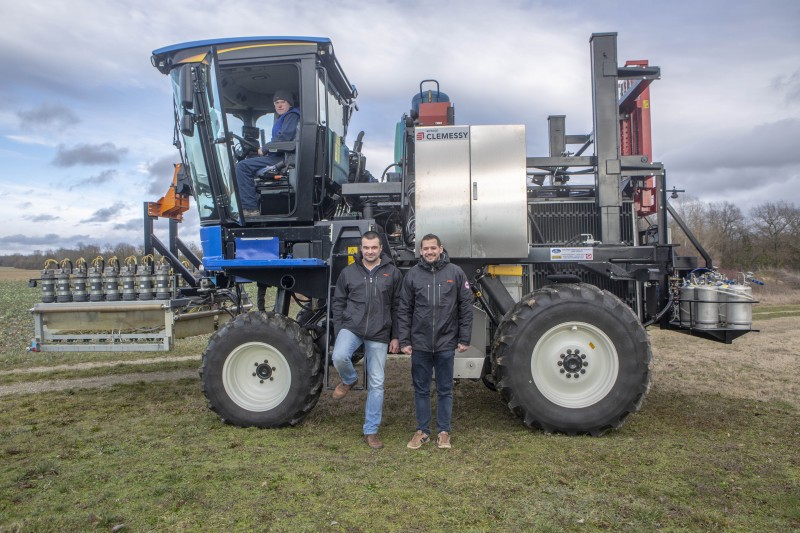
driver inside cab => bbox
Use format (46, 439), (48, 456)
(235, 89), (300, 218)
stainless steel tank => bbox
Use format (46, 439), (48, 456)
(679, 285), (696, 326)
(719, 284), (753, 330)
(694, 285), (719, 329)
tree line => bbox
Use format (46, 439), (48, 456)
(1, 200), (797, 272)
(668, 200), (800, 271)
(0, 242), (204, 271)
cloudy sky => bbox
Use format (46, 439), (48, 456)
(1, 0), (798, 255)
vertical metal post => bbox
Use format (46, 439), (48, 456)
(169, 219), (179, 256)
(143, 202), (155, 257)
(590, 33), (622, 244)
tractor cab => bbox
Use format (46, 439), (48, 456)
(151, 37), (359, 226)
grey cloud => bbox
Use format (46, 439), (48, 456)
(69, 169), (118, 190)
(52, 142), (127, 167)
(772, 69), (800, 105)
(145, 155), (180, 195)
(668, 118), (800, 173)
(80, 202), (127, 224)
(17, 102), (80, 131)
(0, 233), (92, 245)
(112, 218), (143, 231)
(29, 214), (61, 222)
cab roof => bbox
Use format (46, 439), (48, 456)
(151, 36), (355, 100)
(152, 36), (331, 56)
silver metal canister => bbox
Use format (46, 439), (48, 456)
(679, 285), (696, 326)
(719, 284), (753, 330)
(694, 285), (719, 329)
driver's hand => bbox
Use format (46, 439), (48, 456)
(257, 148), (264, 156)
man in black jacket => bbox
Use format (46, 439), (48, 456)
(331, 231), (403, 449)
(398, 234), (473, 450)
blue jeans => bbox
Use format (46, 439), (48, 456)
(235, 155), (280, 210)
(411, 349), (455, 434)
(331, 328), (388, 435)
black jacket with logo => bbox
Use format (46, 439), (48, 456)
(397, 251), (473, 352)
(331, 252), (404, 343)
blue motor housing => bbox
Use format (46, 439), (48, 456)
(411, 90), (450, 115)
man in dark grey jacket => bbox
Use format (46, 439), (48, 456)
(398, 234), (473, 450)
(331, 231), (403, 449)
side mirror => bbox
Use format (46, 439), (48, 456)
(180, 114), (194, 137)
(178, 64), (194, 111)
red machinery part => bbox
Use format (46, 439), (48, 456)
(620, 60), (657, 217)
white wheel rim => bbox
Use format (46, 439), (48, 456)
(222, 342), (292, 411)
(531, 321), (618, 408)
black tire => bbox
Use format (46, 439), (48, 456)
(492, 283), (651, 436)
(200, 311), (322, 427)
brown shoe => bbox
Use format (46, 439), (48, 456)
(406, 430), (430, 449)
(364, 434), (384, 449)
(437, 431), (451, 449)
(332, 379), (357, 400)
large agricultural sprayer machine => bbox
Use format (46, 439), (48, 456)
(30, 33), (756, 435)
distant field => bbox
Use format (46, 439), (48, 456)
(0, 267), (38, 281)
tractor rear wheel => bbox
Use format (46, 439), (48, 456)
(200, 311), (322, 427)
(492, 283), (651, 436)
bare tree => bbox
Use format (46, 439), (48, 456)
(706, 202), (749, 268)
(750, 202), (800, 268)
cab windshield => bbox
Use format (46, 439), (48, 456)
(171, 57), (301, 222)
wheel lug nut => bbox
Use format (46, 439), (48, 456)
(581, 354), (586, 359)
(574, 349), (580, 355)
(566, 349), (572, 355)
(271, 366), (276, 371)
(560, 354), (565, 359)
(580, 369), (586, 374)
(566, 373), (572, 378)
(574, 374), (580, 379)
(269, 377), (274, 381)
(583, 362), (588, 367)
(557, 361), (563, 366)
(252, 372), (256, 376)
(259, 379), (264, 384)
(264, 360), (269, 363)
(254, 363), (258, 366)
(560, 368), (565, 374)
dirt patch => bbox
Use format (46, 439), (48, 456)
(0, 369), (197, 396)
(0, 355), (199, 376)
(649, 316), (799, 407)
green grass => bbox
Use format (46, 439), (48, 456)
(752, 304), (800, 320)
(1, 277), (799, 531)
(1, 372), (798, 531)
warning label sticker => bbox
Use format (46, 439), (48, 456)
(550, 247), (594, 261)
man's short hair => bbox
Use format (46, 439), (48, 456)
(362, 230), (381, 244)
(420, 233), (441, 246)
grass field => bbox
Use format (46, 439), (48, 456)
(1, 268), (798, 531)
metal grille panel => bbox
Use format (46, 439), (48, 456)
(529, 200), (634, 244)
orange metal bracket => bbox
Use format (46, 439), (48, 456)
(147, 163), (190, 221)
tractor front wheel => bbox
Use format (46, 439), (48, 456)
(200, 312), (322, 427)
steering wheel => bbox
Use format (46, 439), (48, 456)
(229, 132), (261, 160)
